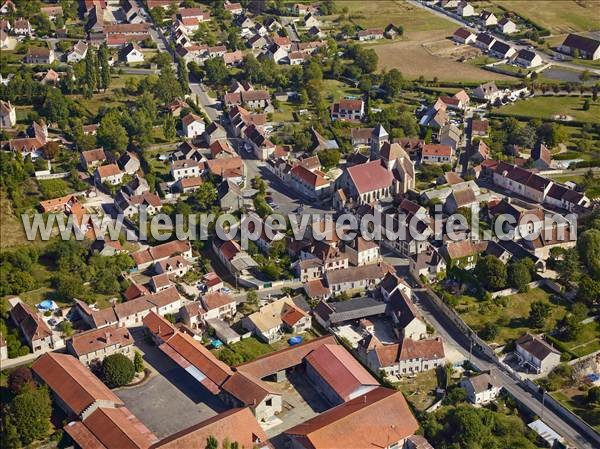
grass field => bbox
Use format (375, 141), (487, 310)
(493, 1), (599, 33)
(339, 0), (456, 32)
(321, 79), (361, 101)
(0, 192), (27, 248)
(497, 96), (600, 124)
(561, 321), (600, 358)
(457, 288), (569, 345)
(395, 369), (439, 411)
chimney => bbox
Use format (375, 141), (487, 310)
(104, 332), (110, 344)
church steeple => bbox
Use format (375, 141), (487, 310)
(370, 124), (389, 160)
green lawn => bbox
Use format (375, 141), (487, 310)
(497, 96), (600, 124)
(456, 288), (569, 345)
(394, 369), (439, 412)
(321, 79), (361, 102)
(561, 321), (600, 358)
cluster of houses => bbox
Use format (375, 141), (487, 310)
(452, 26), (544, 68)
(440, 0), (519, 34)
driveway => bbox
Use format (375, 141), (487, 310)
(116, 329), (228, 438)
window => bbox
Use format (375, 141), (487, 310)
(265, 398), (273, 406)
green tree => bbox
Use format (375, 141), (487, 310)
(317, 149), (340, 171)
(557, 248), (581, 285)
(246, 290), (259, 307)
(134, 351), (145, 373)
(577, 276), (600, 307)
(583, 99), (590, 111)
(155, 64), (183, 103)
(102, 353), (135, 387)
(204, 57), (229, 87)
(507, 260), (531, 292)
(84, 46), (98, 94)
(381, 69), (404, 99)
(97, 112), (128, 151)
(191, 183), (217, 210)
(474, 255), (507, 290)
(163, 113), (176, 141)
(9, 385), (53, 446)
(577, 229), (600, 280)
(177, 56), (189, 93)
(529, 301), (551, 328)
(98, 42), (111, 91)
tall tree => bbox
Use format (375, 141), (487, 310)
(177, 56), (189, 94)
(163, 113), (176, 141)
(84, 47), (98, 94)
(98, 42), (111, 91)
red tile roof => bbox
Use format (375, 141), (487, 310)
(83, 406), (157, 449)
(70, 326), (132, 357)
(422, 144), (453, 157)
(305, 344), (378, 401)
(150, 408), (267, 449)
(159, 332), (232, 393)
(235, 335), (337, 378)
(142, 311), (177, 341)
(32, 353), (123, 416)
(346, 160), (394, 195)
(285, 387), (418, 449)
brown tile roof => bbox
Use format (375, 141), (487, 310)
(325, 262), (394, 286)
(516, 333), (560, 361)
(32, 353), (123, 416)
(236, 335), (338, 378)
(10, 302), (52, 341)
(181, 113), (203, 127)
(97, 163), (122, 178)
(453, 27), (472, 39)
(131, 240), (191, 266)
(83, 406), (157, 449)
(285, 387), (418, 449)
(142, 311), (177, 341)
(422, 144), (453, 157)
(445, 240), (486, 260)
(281, 306), (307, 327)
(82, 148), (106, 164)
(222, 370), (277, 406)
(206, 157), (244, 178)
(70, 326), (132, 357)
(150, 408), (267, 449)
(346, 160), (394, 195)
(451, 188), (478, 208)
(304, 278), (331, 298)
(159, 332), (232, 393)
(123, 282), (150, 301)
(398, 337), (444, 361)
(305, 344), (379, 401)
(63, 421), (107, 449)
(202, 292), (234, 311)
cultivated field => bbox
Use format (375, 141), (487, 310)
(341, 1), (514, 81)
(492, 0), (599, 33)
(368, 35), (513, 81)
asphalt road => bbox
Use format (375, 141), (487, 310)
(413, 289), (596, 449)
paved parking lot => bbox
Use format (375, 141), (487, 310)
(115, 329), (227, 438)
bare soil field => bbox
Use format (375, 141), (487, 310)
(368, 31), (513, 82)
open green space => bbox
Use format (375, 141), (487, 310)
(395, 368), (439, 411)
(497, 96), (600, 124)
(456, 288), (569, 345)
(339, 0), (456, 32)
(492, 0), (599, 34)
